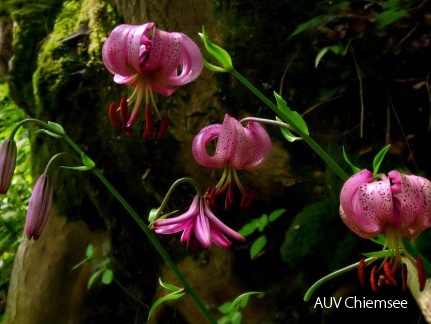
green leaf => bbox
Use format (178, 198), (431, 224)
(342, 147), (361, 174)
(158, 278), (182, 292)
(81, 152), (95, 169)
(40, 129), (63, 138)
(315, 44), (350, 68)
(231, 311), (242, 324)
(370, 234), (386, 246)
(199, 26), (233, 71)
(101, 269), (114, 285)
(88, 270), (103, 289)
(203, 59), (229, 73)
(86, 244), (95, 258)
(374, 9), (408, 31)
(372, 144), (390, 175)
(288, 17), (324, 39)
(47, 121), (66, 136)
(218, 302), (232, 315)
(148, 291), (185, 319)
(217, 315), (230, 324)
(268, 209), (286, 222)
(60, 165), (92, 171)
(238, 219), (259, 236)
(250, 235), (267, 259)
(148, 208), (160, 224)
(274, 93), (309, 135)
(258, 214), (268, 232)
(276, 117), (302, 142)
(229, 291), (261, 313)
(315, 47), (331, 68)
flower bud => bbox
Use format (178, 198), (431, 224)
(25, 173), (53, 240)
(0, 139), (17, 194)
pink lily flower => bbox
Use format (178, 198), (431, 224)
(25, 173), (53, 240)
(153, 195), (244, 251)
(102, 22), (203, 139)
(192, 114), (272, 208)
(340, 169), (431, 291)
(0, 139), (17, 194)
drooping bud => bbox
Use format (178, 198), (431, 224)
(0, 139), (17, 194)
(25, 173), (53, 240)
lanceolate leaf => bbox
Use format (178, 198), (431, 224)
(148, 291), (185, 319)
(274, 92), (309, 135)
(372, 144), (390, 175)
(250, 235), (267, 259)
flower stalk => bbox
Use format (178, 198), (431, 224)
(230, 69), (349, 182)
(61, 135), (216, 323)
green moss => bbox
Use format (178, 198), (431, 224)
(8, 1), (64, 113)
(32, 0), (118, 116)
(280, 198), (360, 275)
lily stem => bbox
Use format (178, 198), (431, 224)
(63, 135), (216, 324)
(231, 69), (349, 182)
(303, 257), (374, 302)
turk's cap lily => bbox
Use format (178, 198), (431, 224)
(339, 169), (431, 239)
(153, 195), (244, 250)
(192, 114), (272, 170)
(102, 22), (203, 96)
(0, 138), (17, 194)
(25, 173), (53, 240)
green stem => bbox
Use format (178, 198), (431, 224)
(63, 136), (216, 324)
(43, 152), (80, 174)
(303, 257), (374, 302)
(239, 117), (292, 130)
(231, 69), (349, 181)
(156, 177), (204, 219)
(9, 118), (65, 139)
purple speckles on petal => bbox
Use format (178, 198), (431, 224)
(192, 114), (272, 170)
(340, 169), (431, 239)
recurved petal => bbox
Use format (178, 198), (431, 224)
(128, 23), (155, 73)
(102, 24), (135, 77)
(194, 202), (211, 248)
(390, 171), (431, 236)
(209, 225), (233, 248)
(162, 33), (203, 86)
(358, 180), (395, 227)
(339, 169), (383, 238)
(242, 121), (272, 170)
(204, 203), (245, 243)
(192, 123), (225, 168)
(153, 195), (200, 227)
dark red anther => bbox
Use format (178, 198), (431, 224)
(143, 104), (154, 139)
(358, 257), (365, 286)
(119, 98), (132, 136)
(156, 115), (169, 140)
(383, 260), (397, 286)
(402, 263), (408, 292)
(204, 187), (216, 209)
(370, 265), (378, 292)
(119, 97), (129, 124)
(109, 102), (120, 129)
(416, 256), (426, 292)
(240, 189), (254, 208)
(227, 183), (234, 205)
